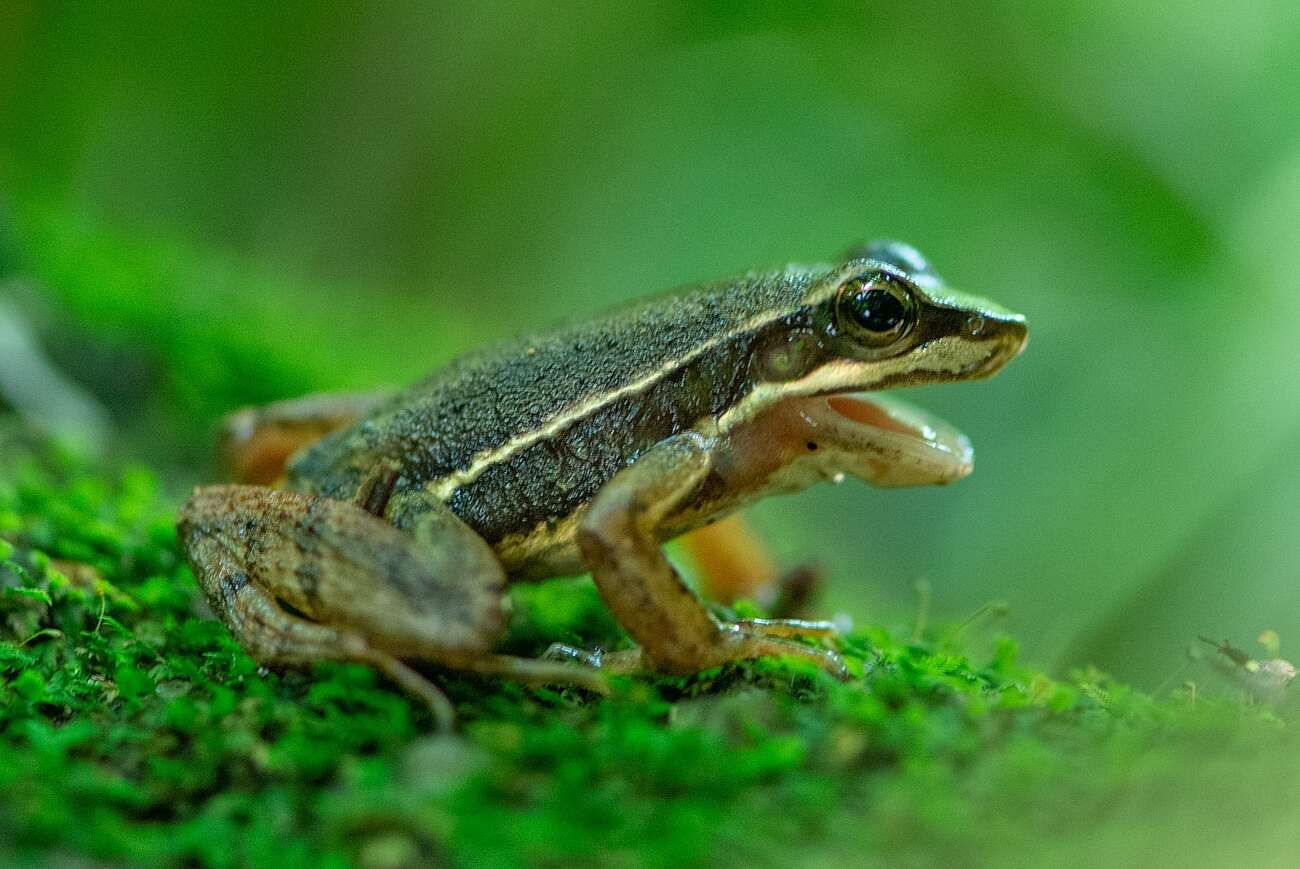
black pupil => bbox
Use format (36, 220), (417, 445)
(851, 287), (906, 333)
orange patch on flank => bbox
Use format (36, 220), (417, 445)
(226, 427), (331, 485)
(682, 514), (777, 604)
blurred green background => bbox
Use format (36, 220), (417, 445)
(2, 0), (1298, 687)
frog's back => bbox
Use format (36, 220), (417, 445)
(288, 267), (823, 542)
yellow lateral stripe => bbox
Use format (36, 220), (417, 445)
(427, 280), (841, 501)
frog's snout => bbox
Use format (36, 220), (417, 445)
(962, 311), (1028, 378)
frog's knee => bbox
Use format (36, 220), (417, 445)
(177, 485), (251, 600)
(575, 497), (635, 563)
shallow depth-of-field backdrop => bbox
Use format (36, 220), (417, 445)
(5, 1), (1300, 718)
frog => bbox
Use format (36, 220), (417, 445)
(178, 240), (1028, 728)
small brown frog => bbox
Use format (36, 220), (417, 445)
(178, 241), (1027, 727)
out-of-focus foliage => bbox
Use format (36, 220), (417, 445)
(4, 1), (1298, 684)
(2, 432), (1299, 868)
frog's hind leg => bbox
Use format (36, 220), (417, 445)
(208, 566), (458, 728)
(178, 485), (606, 726)
(576, 434), (849, 680)
(220, 389), (394, 484)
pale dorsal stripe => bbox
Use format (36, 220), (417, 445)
(427, 281), (839, 501)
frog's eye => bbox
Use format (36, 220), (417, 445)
(835, 272), (918, 348)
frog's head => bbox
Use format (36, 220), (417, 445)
(725, 241), (1028, 489)
(800, 240), (1028, 394)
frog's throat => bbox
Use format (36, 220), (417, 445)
(808, 392), (974, 485)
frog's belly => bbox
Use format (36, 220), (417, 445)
(491, 511), (585, 582)
(489, 484), (750, 584)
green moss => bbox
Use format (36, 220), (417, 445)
(3, 211), (1298, 866)
(2, 433), (1298, 868)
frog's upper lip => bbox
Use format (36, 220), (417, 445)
(962, 314), (1029, 378)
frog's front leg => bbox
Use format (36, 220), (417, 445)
(576, 433), (849, 679)
(178, 485), (607, 729)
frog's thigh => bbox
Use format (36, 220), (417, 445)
(179, 484), (491, 725)
(180, 485), (607, 703)
(206, 567), (456, 729)
(577, 434), (848, 679)
(180, 484), (509, 658)
(220, 389), (394, 484)
(179, 486), (494, 725)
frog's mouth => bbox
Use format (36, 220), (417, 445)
(804, 391), (974, 487)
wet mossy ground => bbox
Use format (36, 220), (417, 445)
(3, 432), (1300, 868)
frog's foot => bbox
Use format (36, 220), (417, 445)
(543, 644), (644, 675)
(545, 634), (846, 679)
(714, 623), (847, 678)
(179, 485), (604, 727)
(728, 617), (840, 641)
(577, 434), (852, 682)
